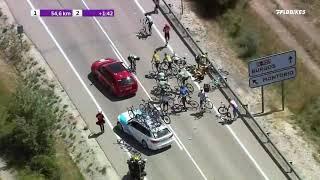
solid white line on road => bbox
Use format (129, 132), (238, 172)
(25, 0), (132, 159)
(134, 0), (270, 180)
(80, 0), (184, 151)
(133, 0), (208, 180)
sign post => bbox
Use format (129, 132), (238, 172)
(282, 81), (284, 111)
(248, 50), (297, 114)
(261, 86), (264, 113)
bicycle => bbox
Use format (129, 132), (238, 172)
(171, 53), (187, 69)
(172, 95), (199, 112)
(139, 99), (155, 114)
(136, 18), (148, 39)
(116, 139), (139, 154)
(127, 105), (139, 119)
(208, 77), (227, 91)
(200, 97), (213, 111)
(152, 108), (171, 124)
(151, 84), (176, 98)
(218, 102), (231, 118)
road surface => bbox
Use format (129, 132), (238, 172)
(6, 0), (287, 179)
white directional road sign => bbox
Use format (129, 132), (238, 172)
(248, 50), (296, 77)
(249, 67), (296, 88)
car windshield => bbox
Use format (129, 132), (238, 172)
(109, 63), (126, 73)
(153, 128), (170, 138)
(119, 77), (134, 86)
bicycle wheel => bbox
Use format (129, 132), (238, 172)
(188, 100), (199, 109)
(186, 83), (194, 93)
(205, 100), (213, 109)
(162, 115), (171, 124)
(171, 104), (182, 113)
(139, 103), (146, 112)
(218, 106), (228, 114)
(170, 67), (178, 76)
(151, 86), (161, 96)
(128, 109), (135, 118)
(168, 97), (175, 107)
(177, 59), (187, 69)
(160, 62), (169, 71)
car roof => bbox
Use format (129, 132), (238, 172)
(118, 111), (167, 132)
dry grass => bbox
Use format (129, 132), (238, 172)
(291, 0), (320, 28)
(212, 0), (320, 153)
(54, 138), (84, 180)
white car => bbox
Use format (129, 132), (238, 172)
(117, 110), (174, 150)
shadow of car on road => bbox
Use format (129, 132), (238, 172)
(113, 125), (171, 156)
(87, 72), (135, 102)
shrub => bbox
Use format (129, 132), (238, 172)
(0, 82), (56, 163)
(30, 155), (61, 180)
(191, 0), (240, 18)
(235, 30), (258, 58)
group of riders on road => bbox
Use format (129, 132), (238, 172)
(97, 1), (240, 178)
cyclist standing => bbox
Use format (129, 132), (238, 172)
(178, 69), (190, 85)
(161, 91), (169, 112)
(144, 14), (153, 35)
(127, 54), (140, 73)
(152, 50), (161, 72)
(163, 53), (173, 71)
(163, 24), (171, 46)
(229, 99), (239, 120)
(198, 88), (207, 110)
(96, 110), (105, 133)
(179, 84), (189, 110)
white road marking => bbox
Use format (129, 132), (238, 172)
(26, 0), (132, 159)
(134, 0), (270, 180)
(80, 0), (184, 151)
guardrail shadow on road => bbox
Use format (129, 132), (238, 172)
(113, 125), (171, 156)
(159, 0), (301, 179)
(87, 72), (135, 102)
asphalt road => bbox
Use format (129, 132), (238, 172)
(6, 0), (287, 179)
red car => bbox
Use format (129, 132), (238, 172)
(91, 58), (138, 97)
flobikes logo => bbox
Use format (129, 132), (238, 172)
(275, 9), (306, 15)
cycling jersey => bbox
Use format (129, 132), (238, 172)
(163, 25), (170, 33)
(163, 54), (172, 62)
(230, 100), (238, 109)
(179, 86), (189, 97)
(152, 52), (161, 63)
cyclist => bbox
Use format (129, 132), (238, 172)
(152, 50), (161, 72)
(161, 91), (169, 112)
(194, 65), (207, 82)
(144, 14), (153, 35)
(229, 99), (239, 120)
(163, 24), (171, 45)
(127, 54), (140, 73)
(198, 88), (208, 110)
(177, 69), (190, 85)
(179, 84), (189, 110)
(96, 109), (105, 133)
(163, 53), (173, 71)
(127, 153), (147, 179)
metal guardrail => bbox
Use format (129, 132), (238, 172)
(158, 1), (301, 179)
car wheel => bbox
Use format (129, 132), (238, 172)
(142, 140), (148, 149)
(117, 122), (123, 131)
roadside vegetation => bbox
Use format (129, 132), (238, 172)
(191, 0), (320, 156)
(0, 11), (83, 180)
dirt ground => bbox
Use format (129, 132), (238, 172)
(167, 0), (320, 179)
